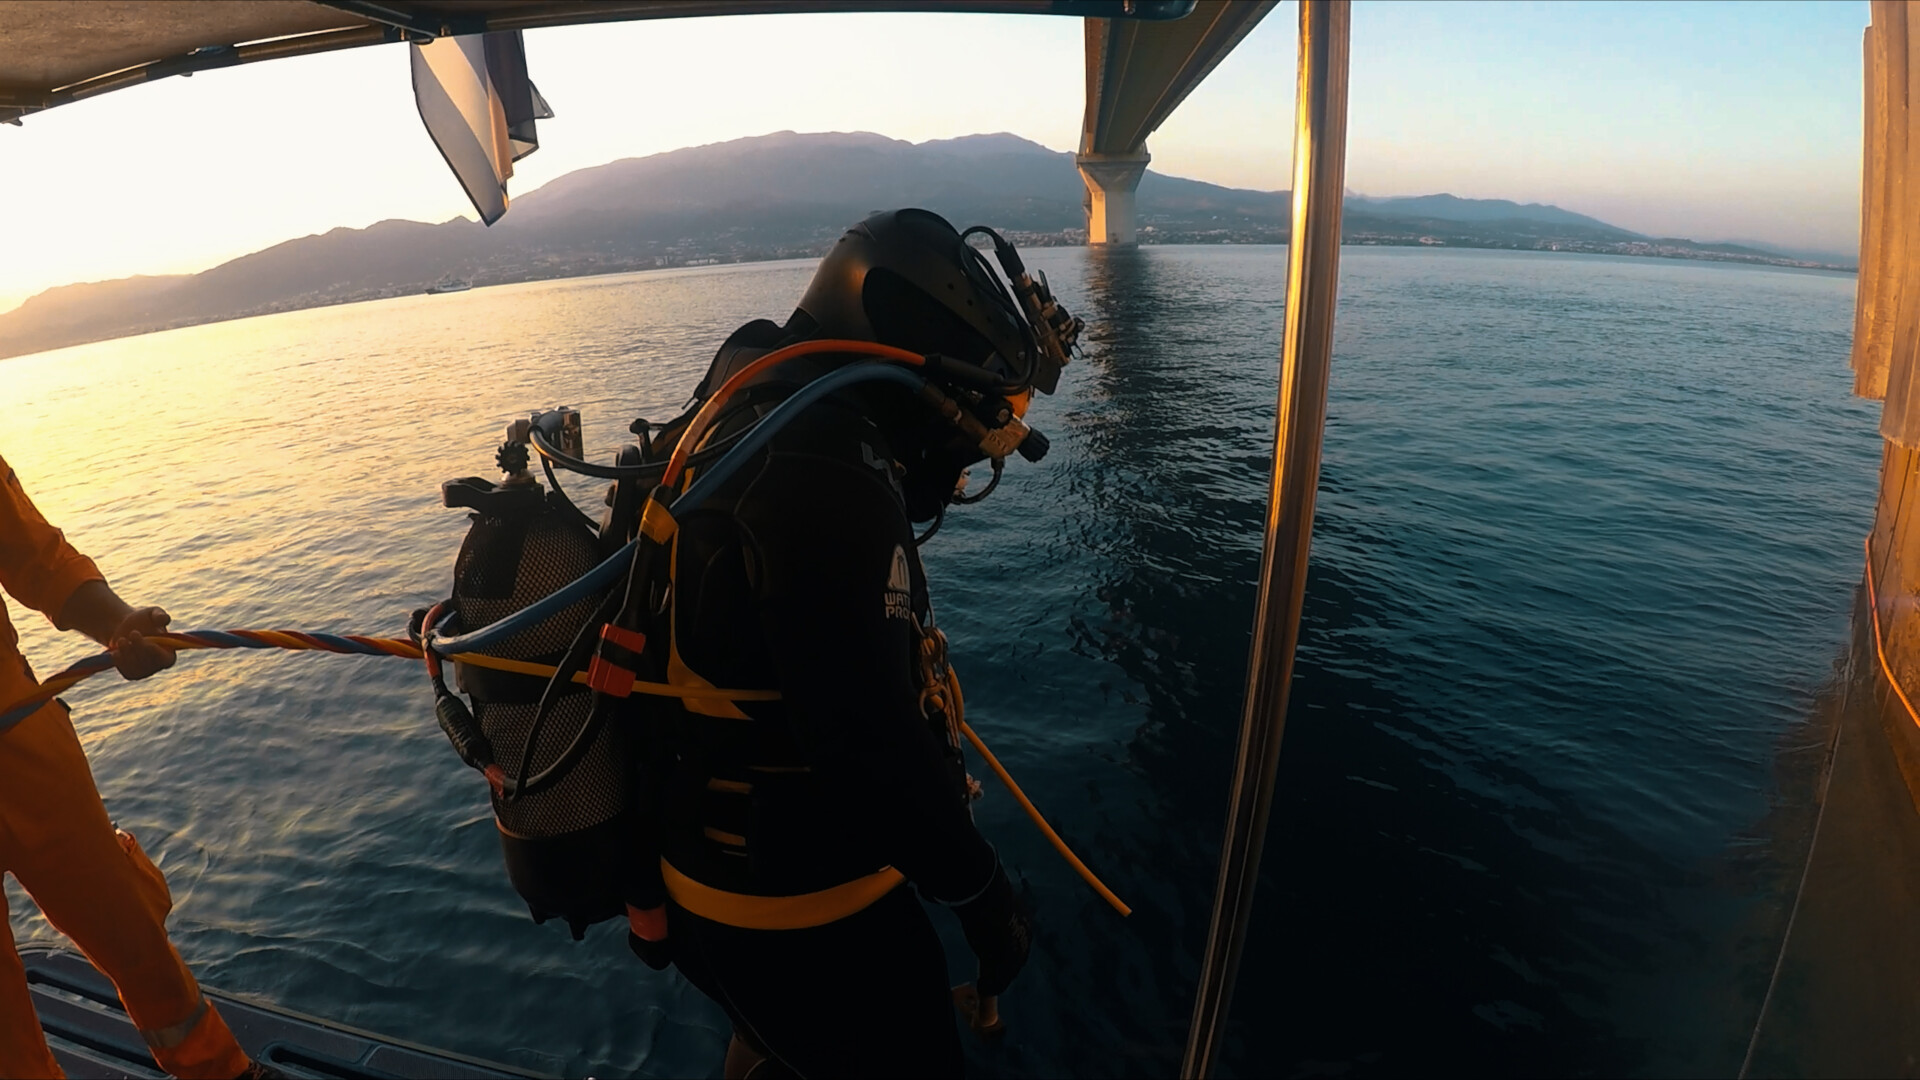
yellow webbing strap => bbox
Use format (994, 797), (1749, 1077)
(449, 651), (780, 702)
(663, 532), (755, 719)
(662, 860), (905, 930)
(639, 499), (678, 543)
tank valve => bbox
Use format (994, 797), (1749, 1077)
(498, 418), (536, 485)
(531, 407), (584, 459)
(496, 440), (531, 481)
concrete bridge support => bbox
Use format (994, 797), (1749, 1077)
(1078, 0), (1277, 246)
(1076, 150), (1150, 245)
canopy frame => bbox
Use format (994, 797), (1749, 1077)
(0, 0), (1196, 124)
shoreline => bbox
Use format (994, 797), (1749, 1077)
(0, 240), (1857, 364)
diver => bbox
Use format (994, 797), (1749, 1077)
(634, 208), (1067, 1078)
(425, 208), (1080, 1077)
(0, 453), (278, 1080)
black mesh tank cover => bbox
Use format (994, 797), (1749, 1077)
(453, 505), (623, 839)
(662, 395), (996, 905)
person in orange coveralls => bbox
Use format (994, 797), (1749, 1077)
(0, 453), (274, 1080)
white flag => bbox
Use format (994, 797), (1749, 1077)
(411, 31), (551, 225)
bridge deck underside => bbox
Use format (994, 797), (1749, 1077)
(1077, 0), (1277, 244)
(1081, 0), (1278, 158)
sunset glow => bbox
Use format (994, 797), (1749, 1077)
(0, 1), (1867, 313)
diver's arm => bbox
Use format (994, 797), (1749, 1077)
(740, 451), (998, 902)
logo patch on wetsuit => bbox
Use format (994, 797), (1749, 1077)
(885, 544), (914, 621)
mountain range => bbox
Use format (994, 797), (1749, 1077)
(0, 131), (1854, 362)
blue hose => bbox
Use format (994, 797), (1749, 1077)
(427, 539), (637, 656)
(428, 362), (926, 657)
(676, 363), (924, 509)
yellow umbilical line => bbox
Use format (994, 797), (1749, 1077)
(947, 669), (1132, 916)
(1864, 535), (1920, 728)
(960, 719), (1133, 917)
(0, 626), (1133, 918)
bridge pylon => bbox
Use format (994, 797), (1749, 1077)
(1076, 149), (1151, 245)
(1079, 0), (1278, 246)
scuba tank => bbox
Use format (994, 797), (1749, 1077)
(431, 426), (635, 939)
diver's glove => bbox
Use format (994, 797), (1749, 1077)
(954, 861), (1032, 997)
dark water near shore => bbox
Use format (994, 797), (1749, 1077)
(4, 246), (1872, 1076)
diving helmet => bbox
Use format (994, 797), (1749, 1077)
(790, 209), (1069, 395)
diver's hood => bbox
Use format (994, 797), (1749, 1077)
(791, 209), (1057, 394)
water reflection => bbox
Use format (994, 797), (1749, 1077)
(3, 249), (1873, 1078)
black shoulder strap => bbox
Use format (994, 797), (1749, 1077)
(690, 318), (792, 401)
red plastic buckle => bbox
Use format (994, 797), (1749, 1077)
(586, 654), (636, 697)
(626, 904), (669, 942)
(600, 623), (647, 653)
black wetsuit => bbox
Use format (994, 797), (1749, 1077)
(656, 386), (995, 1078)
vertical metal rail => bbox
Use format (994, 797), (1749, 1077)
(1180, 2), (1351, 1077)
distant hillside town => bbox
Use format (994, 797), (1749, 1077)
(0, 131), (1856, 362)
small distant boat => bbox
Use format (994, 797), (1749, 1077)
(425, 276), (472, 294)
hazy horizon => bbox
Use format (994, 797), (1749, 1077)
(0, 1), (1867, 313)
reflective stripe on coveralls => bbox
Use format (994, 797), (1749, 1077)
(0, 702), (251, 1079)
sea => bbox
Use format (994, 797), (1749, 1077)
(2, 245), (1874, 1077)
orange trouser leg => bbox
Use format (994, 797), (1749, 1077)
(0, 881), (66, 1079)
(0, 705), (249, 1079)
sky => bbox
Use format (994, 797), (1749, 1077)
(0, 1), (1869, 314)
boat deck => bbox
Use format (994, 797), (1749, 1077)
(24, 947), (542, 1080)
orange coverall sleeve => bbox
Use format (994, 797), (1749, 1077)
(0, 454), (253, 1079)
(0, 453), (104, 625)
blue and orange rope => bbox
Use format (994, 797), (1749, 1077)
(2, 630), (494, 732)
(0, 623), (1132, 915)
(0, 627), (786, 734)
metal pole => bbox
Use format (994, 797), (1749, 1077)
(1180, 2), (1350, 1076)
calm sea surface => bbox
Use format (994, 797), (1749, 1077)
(3, 246), (1872, 1077)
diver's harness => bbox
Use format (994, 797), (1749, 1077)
(421, 231), (1090, 937)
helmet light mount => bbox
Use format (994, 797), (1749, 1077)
(978, 231), (1083, 386)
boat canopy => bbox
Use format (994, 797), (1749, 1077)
(0, 0), (1193, 125)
